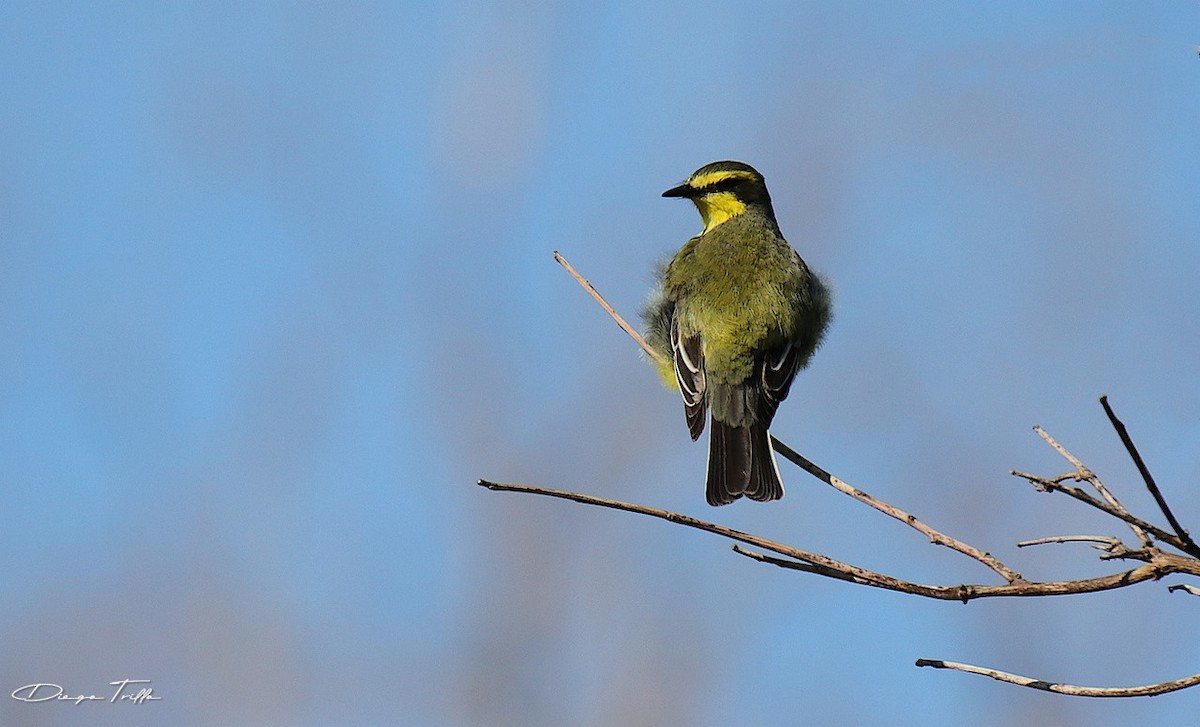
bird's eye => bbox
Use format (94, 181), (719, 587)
(703, 177), (742, 195)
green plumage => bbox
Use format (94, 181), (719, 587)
(643, 161), (831, 506)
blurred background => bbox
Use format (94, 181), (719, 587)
(2, 2), (1199, 725)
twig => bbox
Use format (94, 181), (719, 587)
(1017, 535), (1123, 549)
(478, 480), (1200, 601)
(735, 543), (1200, 597)
(1032, 425), (1091, 475)
(915, 659), (1200, 697)
(1100, 395), (1200, 558)
(1011, 470), (1186, 552)
(477, 478), (939, 596)
(554, 251), (663, 364)
(770, 437), (1023, 583)
(1033, 425), (1151, 547)
(1168, 584), (1200, 597)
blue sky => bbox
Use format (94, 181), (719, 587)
(2, 3), (1200, 725)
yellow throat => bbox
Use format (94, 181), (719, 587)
(695, 191), (747, 233)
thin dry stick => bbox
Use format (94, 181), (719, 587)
(1033, 425), (1093, 476)
(477, 478), (930, 594)
(1016, 535), (1123, 549)
(1033, 425), (1151, 548)
(1100, 395), (1200, 558)
(915, 659), (1200, 698)
(769, 437), (1022, 583)
(554, 251), (663, 363)
(555, 251), (1020, 582)
(1011, 469), (1186, 551)
(478, 479), (1199, 601)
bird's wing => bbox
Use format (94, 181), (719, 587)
(671, 317), (707, 440)
(760, 340), (802, 422)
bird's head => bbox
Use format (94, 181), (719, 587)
(662, 160), (775, 233)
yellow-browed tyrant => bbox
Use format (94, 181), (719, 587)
(643, 161), (831, 506)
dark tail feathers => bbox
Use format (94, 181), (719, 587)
(706, 419), (784, 506)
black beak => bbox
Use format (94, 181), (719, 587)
(662, 183), (694, 198)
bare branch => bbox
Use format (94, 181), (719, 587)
(1033, 425), (1093, 474)
(1033, 425), (1151, 547)
(478, 480), (1200, 601)
(770, 437), (1023, 583)
(1017, 535), (1123, 549)
(915, 658), (1200, 697)
(477, 478), (948, 596)
(1100, 395), (1200, 557)
(1011, 469), (1187, 551)
(1168, 584), (1200, 597)
(554, 251), (663, 364)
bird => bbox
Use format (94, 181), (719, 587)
(642, 161), (831, 506)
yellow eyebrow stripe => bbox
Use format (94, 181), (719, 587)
(688, 170), (757, 189)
